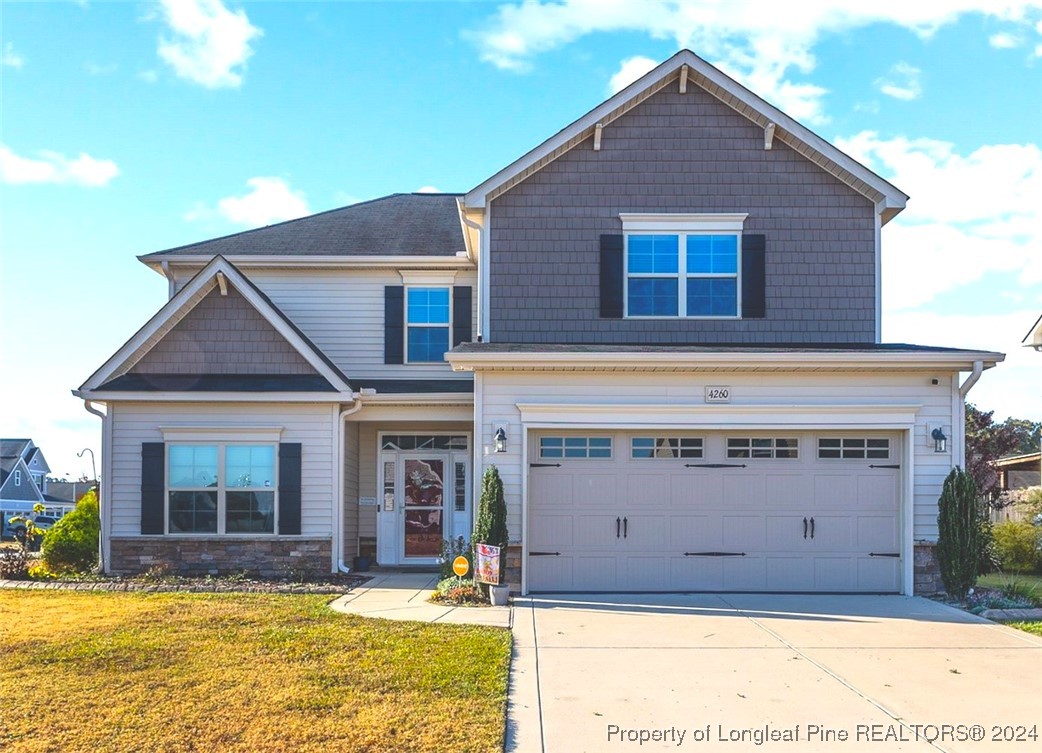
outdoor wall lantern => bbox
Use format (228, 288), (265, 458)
(494, 427), (507, 453)
(931, 427), (948, 453)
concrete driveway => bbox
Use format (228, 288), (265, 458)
(507, 594), (1042, 753)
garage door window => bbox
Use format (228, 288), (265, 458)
(727, 438), (798, 459)
(818, 438), (890, 459)
(539, 437), (612, 459)
(631, 437), (704, 459)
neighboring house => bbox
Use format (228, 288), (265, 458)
(1024, 313), (1042, 352)
(995, 452), (1042, 492)
(75, 50), (1003, 594)
(0, 439), (73, 537)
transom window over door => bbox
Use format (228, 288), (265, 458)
(621, 214), (746, 319)
(406, 287), (450, 362)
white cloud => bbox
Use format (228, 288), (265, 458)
(875, 62), (922, 101)
(2, 42), (25, 69)
(415, 185), (443, 193)
(187, 177), (311, 228)
(609, 55), (658, 94)
(156, 0), (262, 88)
(0, 143), (119, 187)
(835, 132), (1042, 311)
(467, 0), (1042, 124)
(989, 31), (1022, 48)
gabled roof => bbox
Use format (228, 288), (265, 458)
(78, 256), (352, 396)
(0, 456), (45, 503)
(138, 194), (467, 263)
(0, 439), (32, 459)
(464, 49), (908, 224)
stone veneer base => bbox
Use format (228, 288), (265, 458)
(914, 542), (944, 595)
(109, 536), (332, 578)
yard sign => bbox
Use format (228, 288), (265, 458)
(474, 543), (501, 585)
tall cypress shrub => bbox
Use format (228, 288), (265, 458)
(473, 465), (508, 582)
(936, 467), (981, 600)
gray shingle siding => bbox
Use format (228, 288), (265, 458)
(487, 86), (877, 344)
(129, 287), (318, 375)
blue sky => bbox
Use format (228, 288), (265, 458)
(2, 0), (1040, 478)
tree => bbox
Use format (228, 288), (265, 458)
(965, 404), (1021, 499)
(473, 465), (508, 586)
(1000, 417), (1042, 456)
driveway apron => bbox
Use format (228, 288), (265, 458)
(507, 594), (1042, 753)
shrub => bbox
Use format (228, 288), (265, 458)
(936, 467), (984, 600)
(473, 465), (508, 590)
(41, 489), (100, 575)
(991, 520), (1041, 573)
(430, 576), (484, 605)
(0, 547), (32, 579)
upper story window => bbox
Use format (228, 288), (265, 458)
(621, 214), (746, 319)
(13, 470), (21, 486)
(406, 287), (450, 363)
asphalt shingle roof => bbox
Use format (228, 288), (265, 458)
(0, 440), (30, 459)
(140, 194), (466, 259)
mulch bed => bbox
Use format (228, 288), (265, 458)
(0, 573), (370, 595)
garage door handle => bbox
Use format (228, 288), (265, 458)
(623, 517), (628, 538)
(869, 552), (900, 558)
(810, 517), (815, 539)
(530, 551), (561, 556)
(684, 551), (747, 557)
(803, 517), (808, 539)
(530, 463), (562, 468)
(616, 517), (621, 538)
(685, 463), (747, 468)
(869, 464), (900, 469)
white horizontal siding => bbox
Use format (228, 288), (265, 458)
(218, 267), (479, 381)
(109, 402), (336, 537)
(476, 370), (960, 543)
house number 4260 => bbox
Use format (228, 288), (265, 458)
(705, 386), (731, 403)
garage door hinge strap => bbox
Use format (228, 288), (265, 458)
(684, 551), (747, 557)
(869, 552), (900, 557)
(529, 551), (561, 556)
(529, 463), (562, 468)
(684, 463), (748, 469)
(869, 464), (901, 469)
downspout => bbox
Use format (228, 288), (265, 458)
(82, 400), (107, 572)
(958, 360), (984, 399)
(160, 261), (176, 299)
(957, 361), (984, 469)
(459, 210), (484, 342)
(334, 395), (366, 574)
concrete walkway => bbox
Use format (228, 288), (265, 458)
(508, 593), (1042, 753)
(328, 570), (512, 628)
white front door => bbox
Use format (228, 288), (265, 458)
(376, 435), (470, 566)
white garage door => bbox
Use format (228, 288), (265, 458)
(527, 432), (901, 593)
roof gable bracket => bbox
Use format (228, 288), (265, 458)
(593, 123), (603, 151)
(216, 271), (228, 296)
(679, 64), (688, 94)
(764, 122), (776, 150)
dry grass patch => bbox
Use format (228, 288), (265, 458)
(0, 591), (511, 753)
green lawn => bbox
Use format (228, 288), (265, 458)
(977, 572), (1042, 603)
(0, 591), (511, 753)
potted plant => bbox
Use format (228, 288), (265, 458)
(474, 465), (510, 605)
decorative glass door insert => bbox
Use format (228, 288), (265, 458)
(403, 458), (444, 558)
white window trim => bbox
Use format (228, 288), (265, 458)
(620, 214), (746, 320)
(165, 442), (279, 536)
(817, 437), (891, 460)
(630, 436), (705, 460)
(160, 426), (283, 443)
(726, 437), (800, 460)
(538, 436), (614, 460)
(404, 285), (453, 365)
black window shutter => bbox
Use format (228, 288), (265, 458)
(278, 443), (302, 535)
(141, 442), (165, 535)
(452, 286), (472, 346)
(600, 234), (624, 318)
(384, 286), (404, 364)
(741, 234), (766, 319)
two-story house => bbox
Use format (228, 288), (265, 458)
(1, 438), (74, 535)
(76, 50), (1002, 594)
